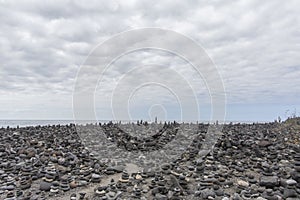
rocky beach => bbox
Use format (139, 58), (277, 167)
(0, 118), (300, 200)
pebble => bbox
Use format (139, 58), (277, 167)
(284, 188), (298, 198)
(70, 193), (76, 200)
(40, 181), (51, 191)
(91, 173), (101, 183)
(0, 120), (299, 199)
(259, 176), (279, 188)
(237, 180), (249, 188)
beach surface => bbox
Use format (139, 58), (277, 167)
(0, 118), (300, 199)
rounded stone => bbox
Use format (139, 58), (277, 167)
(237, 180), (249, 188)
(40, 181), (51, 191)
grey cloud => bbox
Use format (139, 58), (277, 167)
(0, 0), (299, 119)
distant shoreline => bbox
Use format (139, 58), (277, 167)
(0, 119), (275, 128)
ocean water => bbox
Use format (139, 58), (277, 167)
(0, 120), (100, 128)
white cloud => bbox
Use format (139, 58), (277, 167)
(0, 0), (299, 120)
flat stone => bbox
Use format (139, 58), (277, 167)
(77, 180), (88, 186)
(257, 197), (267, 200)
(107, 191), (116, 197)
(284, 188), (297, 198)
(259, 176), (278, 187)
(237, 180), (249, 188)
(108, 165), (125, 173)
(286, 179), (297, 186)
(222, 197), (230, 200)
(1, 185), (15, 191)
(258, 140), (272, 147)
(91, 173), (101, 179)
(155, 193), (168, 200)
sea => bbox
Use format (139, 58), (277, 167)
(0, 120), (99, 128)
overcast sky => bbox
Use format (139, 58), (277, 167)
(0, 0), (300, 121)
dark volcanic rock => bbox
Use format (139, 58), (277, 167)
(259, 176), (279, 188)
(0, 120), (299, 199)
(40, 181), (51, 191)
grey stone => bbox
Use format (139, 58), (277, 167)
(284, 188), (297, 198)
(260, 176), (279, 187)
(237, 180), (249, 188)
(40, 181), (51, 191)
(286, 179), (297, 186)
(108, 165), (125, 173)
(201, 188), (215, 199)
(155, 193), (168, 200)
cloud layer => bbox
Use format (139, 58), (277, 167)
(0, 0), (300, 120)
